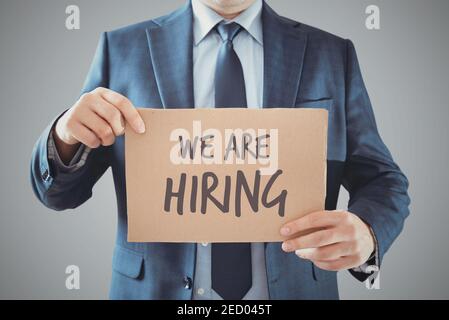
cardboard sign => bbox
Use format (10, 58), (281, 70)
(125, 108), (327, 243)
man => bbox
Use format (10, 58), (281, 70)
(30, 0), (410, 300)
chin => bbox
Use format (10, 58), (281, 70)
(209, 0), (252, 10)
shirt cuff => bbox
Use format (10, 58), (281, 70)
(47, 130), (91, 173)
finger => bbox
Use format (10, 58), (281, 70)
(280, 210), (347, 236)
(90, 98), (125, 136)
(295, 241), (354, 262)
(282, 227), (350, 252)
(312, 255), (361, 271)
(80, 113), (115, 146)
(96, 88), (145, 134)
(69, 122), (101, 149)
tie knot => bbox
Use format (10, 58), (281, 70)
(216, 22), (242, 42)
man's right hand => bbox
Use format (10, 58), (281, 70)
(53, 87), (145, 163)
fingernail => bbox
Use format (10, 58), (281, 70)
(280, 227), (290, 236)
(136, 120), (146, 134)
(295, 250), (305, 258)
(282, 242), (291, 252)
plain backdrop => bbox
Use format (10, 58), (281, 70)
(0, 0), (448, 299)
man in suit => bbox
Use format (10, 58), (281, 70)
(30, 0), (410, 299)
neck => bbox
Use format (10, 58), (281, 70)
(200, 0), (256, 21)
(219, 11), (243, 20)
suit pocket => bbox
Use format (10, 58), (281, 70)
(295, 98), (333, 111)
(112, 245), (144, 279)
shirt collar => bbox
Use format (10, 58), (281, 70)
(192, 0), (263, 46)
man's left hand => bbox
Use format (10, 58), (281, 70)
(280, 210), (375, 271)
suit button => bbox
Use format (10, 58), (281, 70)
(42, 169), (50, 182)
(183, 276), (192, 290)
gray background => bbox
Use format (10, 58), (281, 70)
(0, 0), (448, 299)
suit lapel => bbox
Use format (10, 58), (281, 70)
(262, 2), (308, 108)
(146, 2), (195, 109)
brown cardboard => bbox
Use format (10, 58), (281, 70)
(125, 108), (328, 243)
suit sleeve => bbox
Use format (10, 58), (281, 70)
(30, 32), (111, 211)
(342, 40), (410, 270)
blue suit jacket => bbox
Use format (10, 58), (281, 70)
(30, 1), (410, 300)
